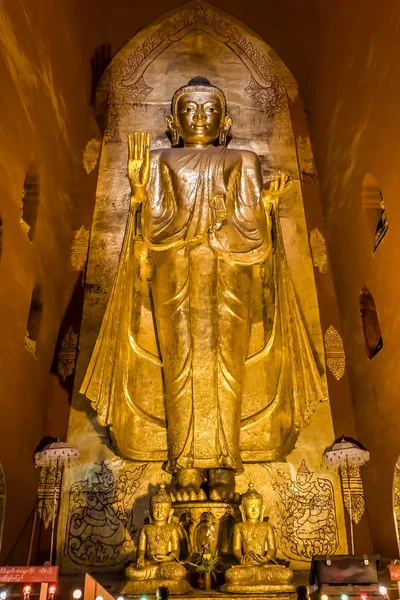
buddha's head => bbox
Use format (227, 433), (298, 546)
(167, 76), (232, 147)
(240, 482), (265, 522)
(150, 481), (173, 523)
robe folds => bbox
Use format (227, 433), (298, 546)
(81, 145), (325, 470)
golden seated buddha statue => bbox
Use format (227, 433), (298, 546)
(122, 482), (192, 595)
(221, 483), (295, 594)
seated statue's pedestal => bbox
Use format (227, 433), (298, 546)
(221, 563), (295, 594)
(121, 561), (192, 595)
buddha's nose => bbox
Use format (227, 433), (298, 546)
(194, 111), (206, 123)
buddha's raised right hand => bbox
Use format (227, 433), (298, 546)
(128, 131), (151, 202)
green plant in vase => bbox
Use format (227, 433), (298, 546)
(188, 542), (221, 591)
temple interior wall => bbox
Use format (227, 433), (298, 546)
(302, 1), (400, 559)
(0, 0), (399, 564)
(0, 0), (97, 563)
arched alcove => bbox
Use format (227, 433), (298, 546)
(362, 174), (388, 253)
(57, 1), (349, 574)
(0, 463), (5, 550)
(360, 286), (383, 359)
(20, 163), (40, 241)
(24, 283), (43, 356)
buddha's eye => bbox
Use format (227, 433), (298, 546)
(185, 107), (194, 113)
(206, 107), (217, 113)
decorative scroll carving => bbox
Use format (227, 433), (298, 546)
(83, 139), (101, 175)
(309, 228), (328, 274)
(70, 226), (89, 272)
(324, 325), (345, 380)
(97, 4), (289, 120)
(64, 462), (147, 567)
(264, 461), (339, 560)
(56, 327), (79, 382)
(340, 465), (365, 524)
(244, 76), (286, 117)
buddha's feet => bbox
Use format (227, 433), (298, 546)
(169, 467), (240, 503)
(170, 468), (207, 502)
(209, 468), (239, 502)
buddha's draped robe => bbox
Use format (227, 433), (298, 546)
(81, 146), (325, 469)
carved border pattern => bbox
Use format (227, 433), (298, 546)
(37, 467), (62, 529)
(97, 4), (288, 119)
(340, 465), (365, 524)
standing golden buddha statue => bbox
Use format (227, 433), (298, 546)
(81, 77), (324, 499)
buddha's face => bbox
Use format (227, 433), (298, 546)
(243, 498), (263, 522)
(168, 91), (231, 147)
(151, 500), (171, 523)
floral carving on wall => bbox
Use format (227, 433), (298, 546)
(324, 325), (345, 380)
(310, 228), (328, 274)
(83, 139), (101, 174)
(70, 226), (90, 272)
(57, 327), (78, 382)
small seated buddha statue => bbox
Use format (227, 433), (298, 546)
(221, 482), (294, 593)
(123, 481), (192, 594)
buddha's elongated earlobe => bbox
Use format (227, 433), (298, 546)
(219, 115), (232, 146)
(166, 115), (180, 147)
(172, 130), (180, 146)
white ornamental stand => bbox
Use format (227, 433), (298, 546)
(323, 437), (369, 554)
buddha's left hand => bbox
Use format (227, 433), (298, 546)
(249, 551), (268, 564)
(153, 553), (172, 562)
(240, 554), (254, 564)
(262, 173), (292, 203)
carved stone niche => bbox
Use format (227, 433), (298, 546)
(173, 501), (239, 560)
